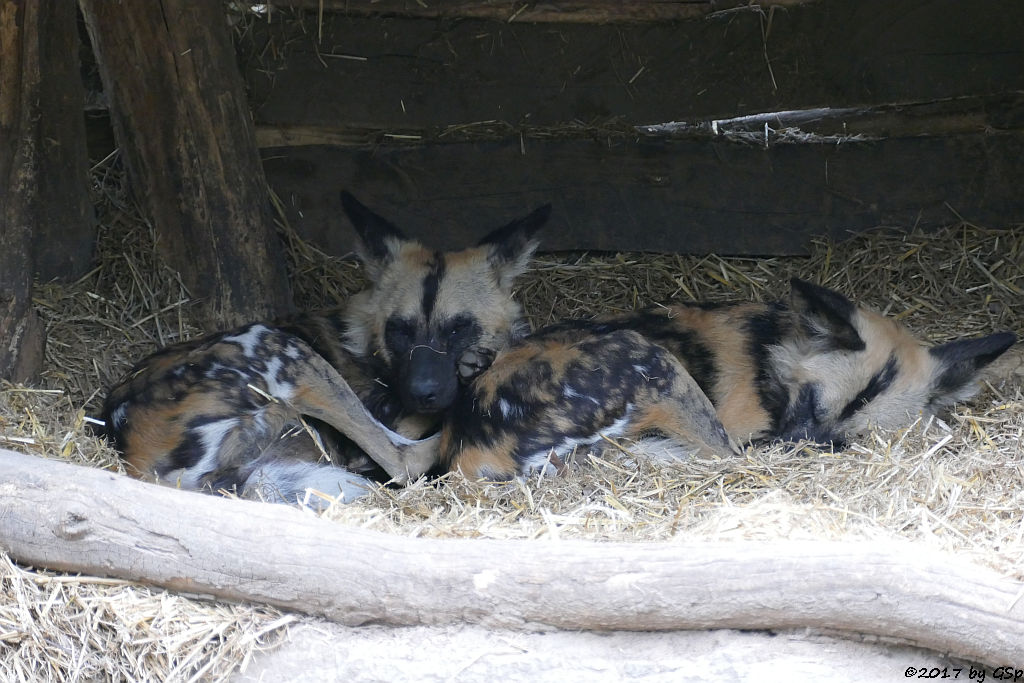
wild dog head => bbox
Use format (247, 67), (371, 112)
(340, 192), (551, 415)
(767, 278), (1016, 443)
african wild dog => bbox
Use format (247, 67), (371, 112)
(440, 327), (738, 479)
(441, 278), (1015, 478)
(101, 192), (550, 503)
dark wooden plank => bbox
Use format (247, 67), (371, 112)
(81, 0), (294, 329)
(34, 0), (94, 282)
(261, 131), (1024, 257)
(242, 0), (1024, 129)
(0, 0), (48, 381)
(282, 0), (814, 23)
(254, 93), (1024, 147)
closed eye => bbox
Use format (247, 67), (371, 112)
(385, 317), (417, 352)
(837, 354), (899, 422)
(444, 315), (479, 348)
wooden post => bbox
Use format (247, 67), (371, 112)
(1, 448), (1023, 665)
(0, 0), (47, 382)
(79, 0), (293, 329)
(33, 0), (94, 283)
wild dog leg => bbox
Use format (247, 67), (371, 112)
(282, 340), (439, 483)
(628, 367), (738, 459)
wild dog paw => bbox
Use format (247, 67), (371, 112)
(458, 347), (496, 383)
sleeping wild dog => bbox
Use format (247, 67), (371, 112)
(441, 278), (1015, 479)
(440, 326), (739, 479)
(102, 192), (550, 503)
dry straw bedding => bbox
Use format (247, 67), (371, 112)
(2, 164), (1023, 680)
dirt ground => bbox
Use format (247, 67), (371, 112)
(235, 622), (964, 682)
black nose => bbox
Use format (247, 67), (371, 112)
(404, 346), (457, 413)
(409, 376), (441, 409)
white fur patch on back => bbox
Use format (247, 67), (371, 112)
(261, 355), (295, 401)
(498, 398), (527, 420)
(223, 324), (270, 358)
(563, 385), (600, 406)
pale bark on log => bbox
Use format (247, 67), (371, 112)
(1, 450), (1022, 664)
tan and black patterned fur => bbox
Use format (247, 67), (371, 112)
(441, 279), (1015, 478)
(440, 327), (738, 479)
(102, 192), (550, 504)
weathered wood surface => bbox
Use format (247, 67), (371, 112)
(1, 0), (47, 381)
(2, 448), (1022, 665)
(80, 0), (293, 329)
(286, 0), (816, 23)
(32, 0), (94, 283)
(261, 130), (1024, 256)
(254, 93), (1024, 148)
(243, 0), (1024, 129)
(241, 0), (1024, 256)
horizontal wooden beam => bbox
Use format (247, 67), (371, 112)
(252, 93), (1024, 148)
(271, 0), (816, 23)
(261, 130), (1024, 256)
(241, 0), (1024, 128)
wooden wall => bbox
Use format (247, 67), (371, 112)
(240, 0), (1024, 256)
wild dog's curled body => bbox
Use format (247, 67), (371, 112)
(541, 279), (1016, 446)
(102, 192), (550, 504)
(103, 323), (390, 502)
(440, 327), (737, 479)
(441, 278), (1014, 480)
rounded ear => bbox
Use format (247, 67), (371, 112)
(929, 331), (1017, 396)
(340, 191), (410, 277)
(788, 278), (865, 352)
(477, 204), (550, 290)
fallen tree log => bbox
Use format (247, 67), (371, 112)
(1, 448), (1021, 665)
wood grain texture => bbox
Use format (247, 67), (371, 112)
(262, 130), (1024, 256)
(285, 0), (817, 24)
(0, 0), (47, 381)
(242, 0), (1024, 129)
(80, 0), (293, 329)
(32, 0), (94, 282)
(2, 448), (1022, 664)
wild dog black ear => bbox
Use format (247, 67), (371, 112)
(478, 204), (551, 290)
(788, 278), (865, 352)
(929, 331), (1017, 397)
(340, 191), (409, 276)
